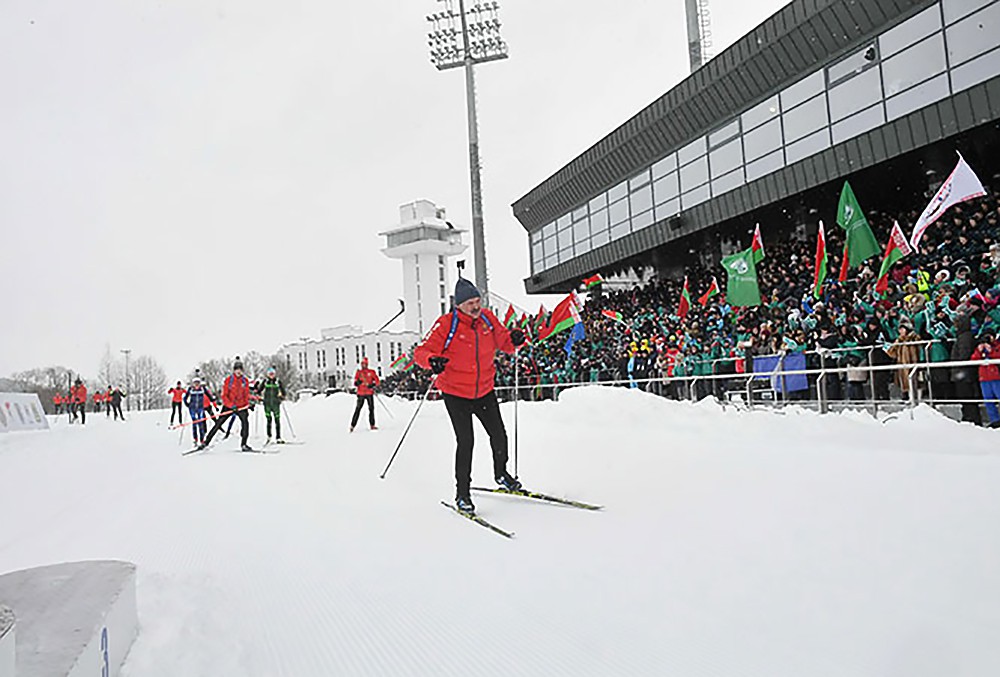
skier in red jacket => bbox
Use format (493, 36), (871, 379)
(350, 357), (381, 432)
(414, 278), (526, 514)
(199, 357), (256, 451)
(168, 381), (187, 425)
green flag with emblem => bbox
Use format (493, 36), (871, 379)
(721, 248), (762, 307)
(836, 181), (881, 267)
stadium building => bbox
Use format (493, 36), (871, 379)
(513, 0), (1000, 293)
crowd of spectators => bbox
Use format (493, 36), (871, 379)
(382, 190), (1000, 426)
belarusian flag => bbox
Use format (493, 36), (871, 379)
(876, 221), (913, 294)
(390, 354), (409, 370)
(836, 181), (881, 269)
(402, 360), (415, 372)
(721, 248), (761, 307)
(837, 240), (850, 283)
(539, 293), (582, 341)
(698, 276), (720, 306)
(518, 312), (529, 329)
(751, 224), (765, 264)
(601, 308), (626, 324)
(503, 304), (516, 328)
(910, 153), (987, 249)
(677, 276), (692, 319)
(813, 221), (828, 299)
(582, 273), (604, 289)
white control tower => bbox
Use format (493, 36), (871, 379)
(381, 200), (468, 335)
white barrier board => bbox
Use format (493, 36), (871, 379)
(0, 393), (49, 433)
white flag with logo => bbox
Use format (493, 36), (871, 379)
(909, 153), (986, 249)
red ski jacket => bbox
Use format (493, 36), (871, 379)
(414, 307), (514, 400)
(971, 342), (1000, 381)
(354, 368), (380, 396)
(169, 387), (186, 403)
(71, 384), (88, 404)
(222, 374), (251, 409)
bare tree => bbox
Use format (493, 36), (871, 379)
(129, 355), (168, 410)
(269, 352), (300, 395)
(98, 346), (124, 390)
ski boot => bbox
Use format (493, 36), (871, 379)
(241, 444), (253, 452)
(455, 494), (476, 514)
(495, 472), (523, 492)
(370, 425), (378, 430)
(276, 438), (286, 444)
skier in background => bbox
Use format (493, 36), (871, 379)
(413, 278), (526, 514)
(183, 376), (214, 447)
(256, 367), (286, 443)
(70, 379), (87, 425)
(109, 386), (126, 421)
(199, 357), (255, 451)
(350, 357), (380, 432)
(168, 381), (186, 425)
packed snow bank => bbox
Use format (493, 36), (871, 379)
(0, 388), (998, 676)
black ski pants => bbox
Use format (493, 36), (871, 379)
(205, 406), (249, 446)
(351, 395), (375, 428)
(443, 390), (510, 497)
(112, 402), (124, 420)
(171, 401), (183, 425)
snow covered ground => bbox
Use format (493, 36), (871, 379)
(0, 388), (998, 676)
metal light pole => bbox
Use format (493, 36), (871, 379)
(120, 349), (131, 412)
(427, 0), (508, 305)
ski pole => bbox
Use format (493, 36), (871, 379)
(513, 347), (520, 479)
(281, 402), (296, 438)
(374, 392), (395, 419)
(380, 376), (437, 480)
(168, 403), (251, 430)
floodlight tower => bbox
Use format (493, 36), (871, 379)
(426, 0), (509, 305)
(685, 0), (713, 71)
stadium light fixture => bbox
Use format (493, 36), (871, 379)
(425, 0), (509, 305)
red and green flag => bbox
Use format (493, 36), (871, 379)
(677, 276), (692, 319)
(813, 220), (828, 299)
(390, 354), (409, 370)
(751, 224), (765, 264)
(538, 293), (582, 341)
(532, 305), (547, 334)
(876, 221), (913, 295)
(601, 308), (626, 324)
(503, 304), (516, 328)
(837, 240), (850, 283)
(582, 273), (604, 290)
(698, 276), (720, 306)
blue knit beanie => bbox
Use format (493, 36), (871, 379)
(454, 278), (481, 306)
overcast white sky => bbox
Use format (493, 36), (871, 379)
(0, 0), (788, 380)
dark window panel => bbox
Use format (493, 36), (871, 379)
(922, 106), (943, 144)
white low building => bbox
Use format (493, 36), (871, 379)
(279, 199), (467, 390)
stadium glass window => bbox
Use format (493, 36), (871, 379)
(529, 230), (541, 248)
(557, 214), (571, 230)
(679, 156), (709, 192)
(654, 198), (680, 221)
(590, 207), (609, 234)
(743, 118), (782, 162)
(709, 138), (743, 179)
(785, 128), (831, 165)
(781, 95), (828, 144)
(573, 217), (590, 243)
(558, 227), (573, 251)
(629, 168), (651, 190)
(829, 66), (883, 122)
(827, 43), (879, 87)
(572, 205), (588, 222)
(545, 253), (558, 269)
(879, 5), (942, 57)
(946, 2), (1000, 66)
(780, 70), (824, 111)
(832, 104), (886, 144)
(608, 179), (628, 203)
(882, 33), (946, 97)
(943, 0), (995, 25)
(741, 95), (780, 132)
(711, 168), (745, 197)
(651, 153), (677, 179)
(541, 222), (556, 238)
(609, 197), (629, 226)
(709, 119), (740, 147)
(678, 136), (707, 165)
(632, 209), (655, 231)
(950, 45), (1000, 93)
(591, 228), (610, 248)
(681, 183), (710, 209)
(543, 235), (556, 257)
(610, 220), (631, 241)
(557, 247), (573, 264)
(630, 184), (653, 215)
(576, 237), (593, 256)
(653, 171), (680, 205)
(885, 73), (950, 120)
(588, 192), (607, 212)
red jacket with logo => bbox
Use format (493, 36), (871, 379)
(354, 368), (380, 396)
(221, 374), (251, 409)
(971, 341), (1000, 381)
(414, 308), (514, 399)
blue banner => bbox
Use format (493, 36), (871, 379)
(752, 352), (809, 393)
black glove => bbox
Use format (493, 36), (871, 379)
(354, 380), (361, 388)
(510, 329), (526, 347)
(429, 356), (449, 374)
